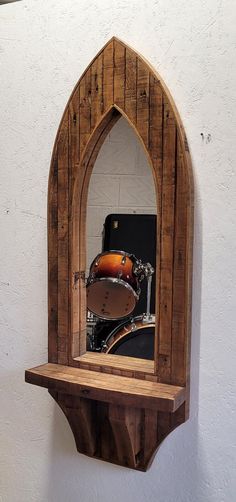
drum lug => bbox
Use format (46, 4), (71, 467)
(121, 255), (126, 265)
(89, 272), (95, 283)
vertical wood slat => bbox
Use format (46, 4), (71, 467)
(171, 135), (188, 386)
(109, 404), (142, 468)
(103, 40), (114, 110)
(57, 111), (69, 365)
(97, 402), (117, 461)
(114, 40), (125, 109)
(76, 66), (93, 356)
(79, 69), (91, 158)
(68, 90), (80, 363)
(141, 409), (158, 467)
(48, 152), (58, 363)
(58, 394), (97, 456)
(149, 76), (163, 192)
(69, 90), (80, 180)
(158, 97), (177, 383)
(136, 60), (149, 147)
(149, 76), (163, 375)
(125, 49), (137, 123)
(91, 53), (103, 130)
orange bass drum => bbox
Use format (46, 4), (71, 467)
(102, 315), (155, 360)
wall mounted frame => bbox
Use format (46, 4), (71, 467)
(25, 37), (193, 470)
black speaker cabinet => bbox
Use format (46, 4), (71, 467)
(103, 213), (156, 316)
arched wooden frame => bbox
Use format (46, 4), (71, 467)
(26, 37), (193, 471)
(48, 37), (193, 382)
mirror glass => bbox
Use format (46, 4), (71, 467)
(86, 117), (157, 360)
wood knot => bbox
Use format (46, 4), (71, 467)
(81, 388), (90, 395)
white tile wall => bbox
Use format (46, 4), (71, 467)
(86, 117), (157, 271)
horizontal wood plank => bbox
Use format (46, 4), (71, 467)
(25, 363), (185, 413)
(75, 352), (154, 374)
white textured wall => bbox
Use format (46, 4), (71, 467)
(86, 118), (156, 272)
(0, 1), (236, 501)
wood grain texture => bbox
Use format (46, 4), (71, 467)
(103, 40), (114, 110)
(48, 149), (58, 363)
(114, 40), (125, 108)
(57, 111), (69, 365)
(40, 37), (194, 470)
(137, 59), (149, 147)
(74, 352), (155, 380)
(109, 405), (142, 468)
(91, 53), (103, 129)
(58, 394), (97, 456)
(25, 363), (186, 413)
(158, 97), (177, 382)
(125, 49), (137, 124)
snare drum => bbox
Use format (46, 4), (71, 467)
(102, 315), (155, 360)
(86, 250), (140, 320)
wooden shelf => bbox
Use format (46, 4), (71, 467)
(75, 352), (155, 377)
(25, 363), (185, 413)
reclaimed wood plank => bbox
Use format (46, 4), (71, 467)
(171, 135), (187, 387)
(57, 111), (69, 365)
(103, 40), (114, 110)
(149, 75), (164, 375)
(149, 75), (163, 191)
(136, 59), (149, 147)
(125, 49), (137, 123)
(158, 97), (177, 382)
(75, 352), (154, 374)
(58, 394), (97, 455)
(141, 408), (158, 467)
(25, 363), (186, 413)
(114, 39), (125, 109)
(109, 404), (142, 468)
(48, 151), (58, 363)
(79, 69), (91, 157)
(91, 53), (103, 129)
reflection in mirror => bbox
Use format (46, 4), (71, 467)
(86, 117), (157, 360)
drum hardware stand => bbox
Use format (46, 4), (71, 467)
(143, 274), (153, 324)
(141, 262), (155, 324)
(86, 311), (102, 351)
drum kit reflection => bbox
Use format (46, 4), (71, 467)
(86, 250), (155, 359)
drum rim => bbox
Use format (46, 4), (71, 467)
(102, 315), (156, 353)
(89, 250), (138, 269)
(86, 277), (139, 320)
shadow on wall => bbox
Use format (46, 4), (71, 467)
(44, 160), (209, 502)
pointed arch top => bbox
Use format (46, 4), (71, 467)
(50, 37), (191, 176)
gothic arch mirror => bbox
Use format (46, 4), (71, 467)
(26, 37), (193, 471)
